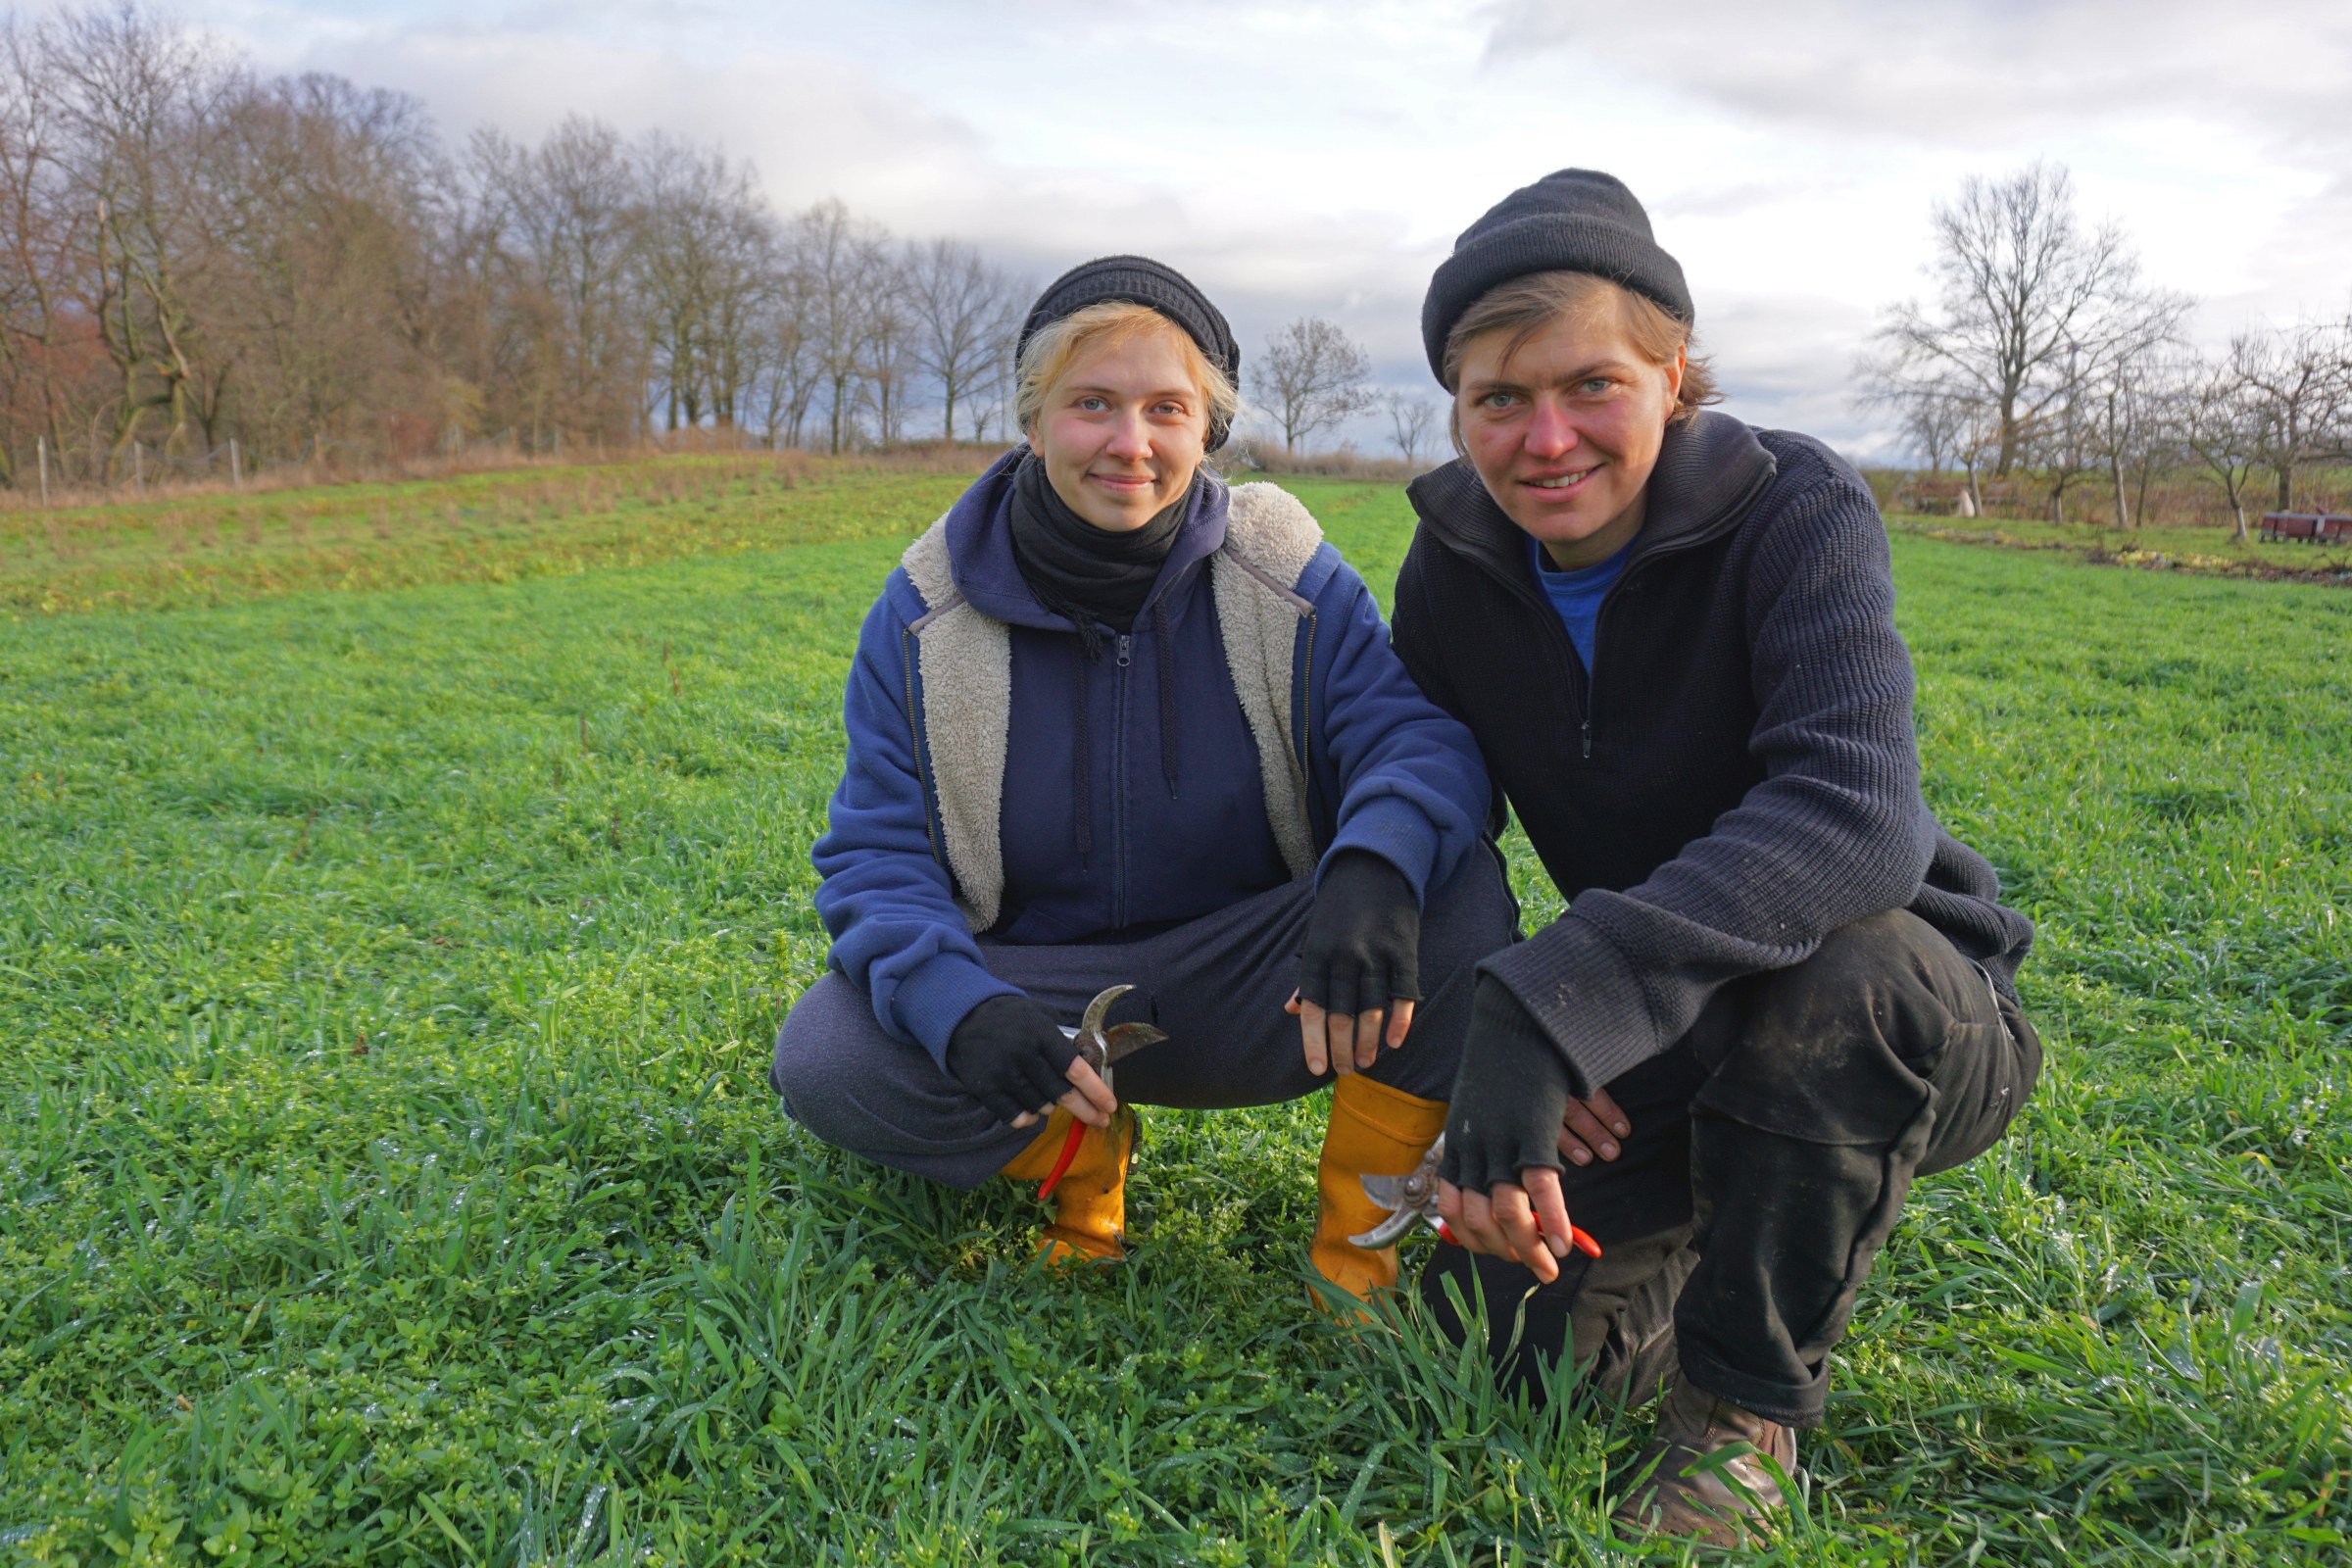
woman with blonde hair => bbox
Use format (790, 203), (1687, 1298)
(770, 257), (1514, 1303)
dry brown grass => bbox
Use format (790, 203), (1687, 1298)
(0, 448), (993, 613)
(0, 434), (1008, 516)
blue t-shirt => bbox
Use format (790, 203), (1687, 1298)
(1528, 536), (1632, 673)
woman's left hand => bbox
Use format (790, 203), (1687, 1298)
(1294, 851), (1423, 1075)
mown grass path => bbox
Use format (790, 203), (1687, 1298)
(3, 470), (2347, 1564)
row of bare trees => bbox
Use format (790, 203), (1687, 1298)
(0, 4), (1031, 489)
(1861, 162), (2351, 535)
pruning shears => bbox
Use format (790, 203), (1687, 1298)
(1037, 984), (1167, 1198)
(1350, 1133), (1604, 1257)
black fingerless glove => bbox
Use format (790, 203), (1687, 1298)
(945, 994), (1079, 1126)
(1298, 851), (1422, 1016)
(1440, 978), (1573, 1195)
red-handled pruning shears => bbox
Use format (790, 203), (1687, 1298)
(1036, 984), (1166, 1199)
(1350, 1133), (1603, 1258)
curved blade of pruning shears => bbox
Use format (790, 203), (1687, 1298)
(1349, 1189), (1430, 1249)
(1039, 984), (1167, 1200)
(1061, 983), (1168, 1097)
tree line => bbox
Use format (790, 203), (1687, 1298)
(0, 4), (1038, 490)
(1860, 162), (2352, 535)
(21, 11), (2331, 514)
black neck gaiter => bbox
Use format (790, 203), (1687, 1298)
(1008, 453), (1193, 653)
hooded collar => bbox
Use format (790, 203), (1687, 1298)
(1405, 410), (1777, 591)
(945, 447), (1231, 631)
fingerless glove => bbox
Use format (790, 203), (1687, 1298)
(1439, 978), (1572, 1194)
(945, 994), (1079, 1126)
(1298, 851), (1422, 1017)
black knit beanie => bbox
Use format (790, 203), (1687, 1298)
(1420, 170), (1691, 383)
(1017, 255), (1241, 450)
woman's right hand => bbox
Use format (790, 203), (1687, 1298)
(946, 994), (1116, 1130)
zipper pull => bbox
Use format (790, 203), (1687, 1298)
(1116, 634), (1131, 668)
(1581, 717), (1592, 760)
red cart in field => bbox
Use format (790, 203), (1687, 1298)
(2258, 512), (2352, 543)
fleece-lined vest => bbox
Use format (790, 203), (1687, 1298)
(899, 481), (1324, 932)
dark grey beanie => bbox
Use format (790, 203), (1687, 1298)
(1017, 255), (1240, 449)
(1420, 170), (1692, 383)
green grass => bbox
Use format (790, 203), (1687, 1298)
(2, 468), (2347, 1564)
(0, 455), (976, 613)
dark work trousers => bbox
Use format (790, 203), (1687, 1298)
(1419, 907), (2042, 1429)
(771, 846), (1518, 1189)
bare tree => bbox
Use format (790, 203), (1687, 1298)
(903, 237), (1019, 442)
(2065, 302), (2183, 532)
(2169, 353), (2265, 540)
(1383, 389), (1438, 466)
(1951, 397), (2002, 516)
(749, 252), (822, 448)
(475, 115), (644, 444)
(858, 252), (914, 445)
(794, 198), (891, 453)
(1863, 377), (1994, 510)
(969, 283), (1029, 443)
(1254, 316), (1373, 455)
(1862, 162), (2187, 477)
(1897, 387), (1969, 475)
(190, 72), (444, 457)
(46, 3), (240, 473)
(2025, 348), (2099, 528)
(634, 134), (774, 433)
(0, 17), (75, 485)
(700, 193), (776, 431)
(2090, 352), (2172, 532)
(2232, 318), (2351, 514)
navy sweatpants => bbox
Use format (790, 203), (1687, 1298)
(771, 848), (1517, 1188)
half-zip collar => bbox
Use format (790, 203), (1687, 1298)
(942, 447), (1221, 860)
(1403, 411), (1779, 594)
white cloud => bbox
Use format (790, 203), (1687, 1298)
(1479, 1), (2352, 151)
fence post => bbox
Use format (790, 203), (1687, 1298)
(133, 441), (142, 489)
(230, 439), (242, 488)
(37, 436), (49, 507)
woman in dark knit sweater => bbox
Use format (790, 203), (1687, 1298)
(1390, 170), (2042, 1547)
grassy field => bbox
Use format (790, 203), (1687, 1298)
(1881, 510), (2352, 583)
(0, 454), (979, 615)
(3, 460), (2348, 1564)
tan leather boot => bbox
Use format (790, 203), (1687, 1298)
(1309, 1074), (1447, 1310)
(1610, 1375), (1797, 1548)
(999, 1106), (1137, 1264)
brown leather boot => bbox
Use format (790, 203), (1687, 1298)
(1610, 1375), (1797, 1548)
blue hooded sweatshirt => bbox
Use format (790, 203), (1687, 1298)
(812, 451), (1493, 1065)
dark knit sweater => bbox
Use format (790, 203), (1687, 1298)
(1392, 411), (2034, 1096)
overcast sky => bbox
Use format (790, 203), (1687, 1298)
(196, 0), (2352, 458)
